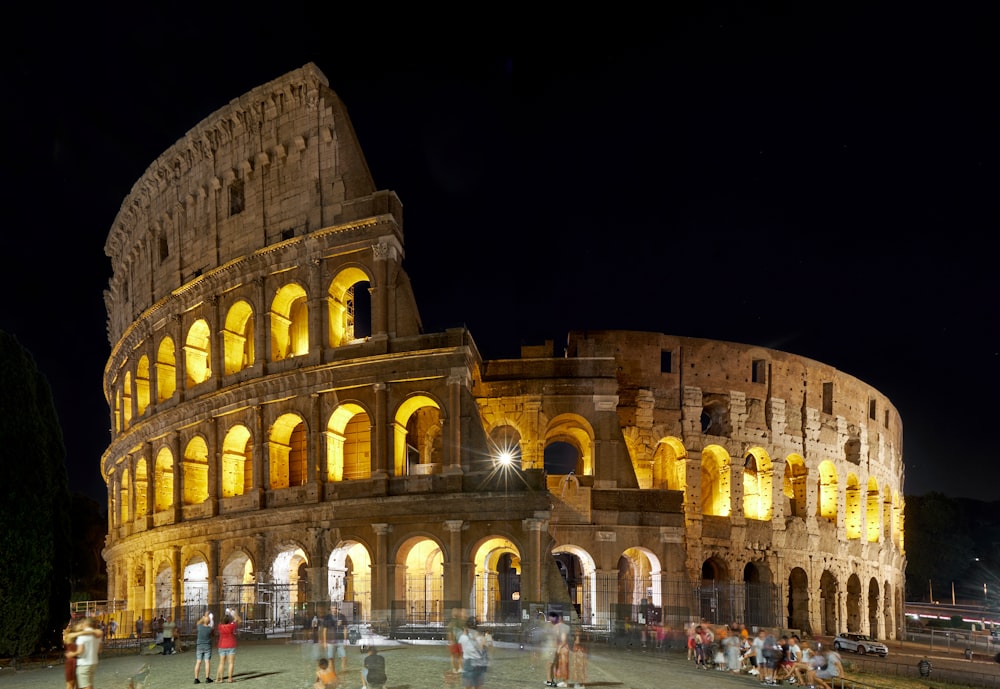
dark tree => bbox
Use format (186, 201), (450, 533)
(904, 492), (977, 603)
(0, 331), (72, 662)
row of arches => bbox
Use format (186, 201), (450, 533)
(646, 441), (902, 546)
(113, 271), (372, 434)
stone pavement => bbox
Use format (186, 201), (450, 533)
(0, 636), (760, 689)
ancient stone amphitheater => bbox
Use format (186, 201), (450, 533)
(101, 63), (905, 641)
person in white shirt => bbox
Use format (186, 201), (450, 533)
(71, 617), (103, 689)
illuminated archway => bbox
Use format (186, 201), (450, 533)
(866, 477), (881, 542)
(184, 319), (212, 387)
(272, 545), (309, 627)
(270, 283), (309, 361)
(700, 445), (731, 516)
(154, 447), (174, 512)
(327, 403), (372, 481)
(488, 424), (523, 468)
(742, 448), (773, 520)
(134, 458), (148, 519)
(396, 536), (445, 623)
(120, 466), (130, 523)
(183, 557), (210, 619)
(329, 542), (372, 621)
(182, 436), (209, 505)
(136, 355), (150, 416)
(543, 414), (595, 476)
(327, 266), (372, 347)
(393, 395), (441, 476)
(223, 299), (255, 375)
(817, 460), (838, 523)
(782, 454), (808, 517)
(221, 424), (252, 497)
(472, 537), (521, 624)
(154, 562), (174, 613)
(269, 412), (307, 489)
(220, 551), (256, 612)
(122, 371), (133, 429)
(156, 336), (176, 402)
(845, 473), (861, 539)
(652, 437), (686, 491)
(552, 545), (597, 625)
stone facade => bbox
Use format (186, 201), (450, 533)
(101, 63), (905, 639)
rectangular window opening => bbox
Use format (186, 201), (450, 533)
(822, 382), (833, 415)
(280, 228), (294, 241)
(868, 398), (876, 420)
(751, 359), (766, 384)
(660, 350), (672, 373)
(229, 178), (245, 216)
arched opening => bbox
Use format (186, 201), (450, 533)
(845, 474), (861, 539)
(397, 537), (444, 624)
(699, 557), (731, 624)
(222, 299), (255, 375)
(817, 460), (838, 524)
(329, 542), (372, 622)
(119, 467), (130, 523)
(154, 563), (174, 614)
(269, 546), (309, 630)
(743, 561), (774, 628)
(742, 449), (773, 520)
(544, 441), (579, 475)
(787, 567), (810, 634)
(181, 436), (209, 505)
(327, 403), (372, 481)
(268, 413), (307, 489)
(220, 552), (256, 616)
(184, 318), (212, 387)
(866, 477), (881, 542)
(820, 570), (838, 635)
(327, 267), (372, 346)
(652, 437), (686, 491)
(471, 537), (521, 625)
(552, 546), (597, 626)
(393, 396), (442, 476)
(783, 455), (808, 518)
(154, 447), (174, 512)
(700, 445), (731, 517)
(134, 458), (148, 520)
(847, 573), (862, 633)
(271, 283), (309, 361)
(868, 578), (880, 638)
(488, 424), (523, 468)
(156, 336), (176, 402)
(122, 371), (133, 429)
(183, 558), (210, 626)
(221, 424), (253, 497)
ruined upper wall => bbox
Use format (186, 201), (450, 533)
(103, 63), (390, 344)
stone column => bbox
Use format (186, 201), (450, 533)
(144, 440), (155, 529)
(144, 551), (154, 614)
(309, 393), (323, 499)
(255, 276), (268, 371)
(444, 520), (465, 606)
(208, 539), (220, 608)
(371, 242), (390, 337)
(522, 516), (550, 603)
(171, 545), (183, 619)
(170, 431), (183, 521)
(443, 370), (468, 474)
(207, 417), (219, 516)
(372, 523), (391, 625)
(307, 258), (323, 363)
(253, 405), (266, 506)
(372, 383), (389, 478)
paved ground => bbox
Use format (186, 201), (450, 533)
(4, 634), (998, 689)
(0, 636), (758, 689)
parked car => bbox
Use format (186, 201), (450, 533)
(833, 632), (889, 656)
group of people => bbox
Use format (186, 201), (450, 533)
(445, 608), (495, 689)
(62, 616), (104, 689)
(686, 621), (844, 688)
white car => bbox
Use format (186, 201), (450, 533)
(833, 632), (889, 656)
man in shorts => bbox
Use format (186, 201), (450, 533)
(193, 611), (214, 683)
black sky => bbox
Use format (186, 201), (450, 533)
(1, 4), (996, 504)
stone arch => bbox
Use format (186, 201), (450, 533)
(134, 457), (148, 520)
(652, 436), (686, 491)
(846, 573), (862, 633)
(183, 554), (210, 614)
(552, 545), (597, 626)
(867, 577), (880, 638)
(817, 460), (838, 524)
(327, 265), (373, 347)
(393, 394), (442, 476)
(866, 477), (881, 542)
(743, 448), (773, 520)
(783, 454), (808, 518)
(220, 549), (256, 610)
(787, 567), (810, 634)
(820, 570), (839, 635)
(114, 387), (123, 434)
(154, 446), (174, 512)
(181, 435), (209, 505)
(222, 299), (255, 375)
(845, 473), (861, 539)
(154, 560), (174, 613)
(269, 544), (310, 628)
(543, 413), (595, 477)
(119, 466), (130, 523)
(268, 412), (308, 489)
(699, 556), (731, 623)
(327, 402), (372, 481)
(122, 371), (133, 429)
(395, 535), (446, 623)
(328, 540), (372, 620)
(156, 335), (176, 402)
(184, 318), (212, 387)
(472, 536), (522, 624)
(617, 546), (662, 608)
(136, 354), (150, 416)
(701, 445), (731, 517)
(743, 560), (774, 628)
(270, 282), (309, 361)
(700, 394), (730, 436)
(221, 424), (253, 497)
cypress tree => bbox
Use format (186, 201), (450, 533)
(0, 331), (72, 663)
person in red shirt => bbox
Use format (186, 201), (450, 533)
(215, 609), (242, 683)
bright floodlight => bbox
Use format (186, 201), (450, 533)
(497, 450), (515, 466)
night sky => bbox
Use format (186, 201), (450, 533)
(1, 5), (995, 505)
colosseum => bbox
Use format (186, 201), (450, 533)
(100, 63), (905, 642)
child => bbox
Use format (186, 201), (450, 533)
(313, 657), (337, 689)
